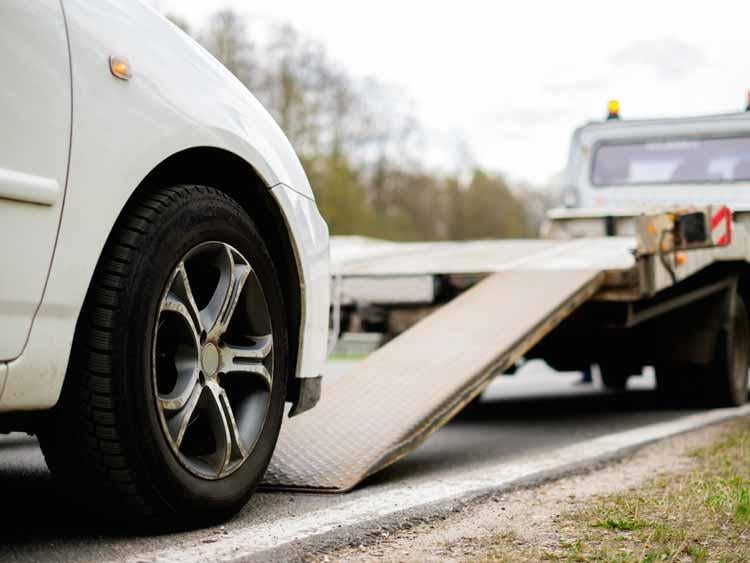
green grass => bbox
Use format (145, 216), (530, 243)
(475, 418), (750, 563)
(326, 352), (368, 361)
(592, 517), (651, 532)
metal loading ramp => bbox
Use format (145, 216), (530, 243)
(262, 268), (603, 492)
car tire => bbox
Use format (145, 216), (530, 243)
(38, 185), (288, 527)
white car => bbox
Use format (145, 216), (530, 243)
(0, 0), (329, 525)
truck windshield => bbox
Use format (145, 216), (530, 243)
(591, 135), (750, 186)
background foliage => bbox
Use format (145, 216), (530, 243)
(168, 10), (556, 240)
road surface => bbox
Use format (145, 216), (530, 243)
(0, 361), (729, 562)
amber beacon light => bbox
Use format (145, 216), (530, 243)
(109, 55), (131, 80)
(607, 99), (620, 120)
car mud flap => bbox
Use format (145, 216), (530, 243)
(262, 269), (603, 492)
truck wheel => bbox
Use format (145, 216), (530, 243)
(654, 366), (700, 404)
(38, 185), (288, 527)
(598, 365), (629, 391)
(705, 295), (749, 407)
(656, 295), (749, 408)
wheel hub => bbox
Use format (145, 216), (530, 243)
(201, 342), (220, 377)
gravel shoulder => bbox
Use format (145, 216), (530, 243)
(311, 418), (747, 563)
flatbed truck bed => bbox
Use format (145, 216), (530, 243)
(263, 207), (750, 492)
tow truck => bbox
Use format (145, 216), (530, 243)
(262, 103), (750, 494)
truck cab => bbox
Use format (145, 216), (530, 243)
(562, 107), (750, 214)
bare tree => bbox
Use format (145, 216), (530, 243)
(201, 9), (256, 89)
(166, 8), (537, 241)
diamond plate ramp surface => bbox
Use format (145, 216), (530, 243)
(262, 269), (603, 492)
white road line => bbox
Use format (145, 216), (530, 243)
(125, 405), (750, 563)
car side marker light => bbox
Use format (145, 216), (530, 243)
(109, 56), (131, 80)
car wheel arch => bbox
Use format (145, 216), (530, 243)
(112, 147), (303, 401)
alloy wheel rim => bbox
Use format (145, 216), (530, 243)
(152, 241), (273, 480)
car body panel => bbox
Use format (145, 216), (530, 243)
(271, 185), (331, 382)
(0, 0), (71, 360)
(0, 0), (329, 411)
(566, 113), (750, 210)
(0, 363), (6, 401)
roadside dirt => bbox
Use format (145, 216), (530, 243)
(308, 421), (732, 562)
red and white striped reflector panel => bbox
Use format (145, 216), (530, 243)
(710, 206), (732, 247)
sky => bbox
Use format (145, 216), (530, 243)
(151, 0), (750, 186)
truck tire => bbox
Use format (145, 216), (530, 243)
(705, 295), (749, 407)
(654, 366), (700, 404)
(656, 294), (749, 407)
(38, 185), (288, 527)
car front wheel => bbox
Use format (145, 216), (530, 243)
(38, 185), (288, 527)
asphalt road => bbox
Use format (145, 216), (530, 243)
(0, 361), (709, 562)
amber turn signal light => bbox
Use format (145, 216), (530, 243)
(109, 56), (131, 81)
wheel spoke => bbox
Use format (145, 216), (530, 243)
(205, 383), (246, 476)
(160, 262), (204, 340)
(160, 293), (200, 339)
(219, 335), (273, 389)
(218, 388), (247, 464)
(173, 262), (203, 334)
(164, 381), (203, 449)
(158, 366), (199, 411)
(203, 247), (251, 341)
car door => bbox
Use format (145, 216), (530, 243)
(0, 1), (71, 360)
